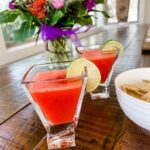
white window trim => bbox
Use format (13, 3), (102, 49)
(0, 27), (45, 67)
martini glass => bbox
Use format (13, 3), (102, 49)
(22, 62), (87, 149)
(77, 45), (118, 100)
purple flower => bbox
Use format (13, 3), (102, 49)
(9, 1), (15, 10)
(52, 0), (64, 9)
(84, 0), (96, 11)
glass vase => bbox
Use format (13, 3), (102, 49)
(46, 37), (73, 63)
(21, 62), (88, 149)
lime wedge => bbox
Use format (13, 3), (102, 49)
(66, 58), (101, 92)
(102, 40), (124, 57)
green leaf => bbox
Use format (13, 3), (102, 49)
(13, 21), (37, 41)
(77, 6), (87, 17)
(96, 0), (105, 4)
(62, 18), (75, 26)
(50, 10), (64, 25)
(0, 10), (21, 24)
(92, 9), (110, 18)
(100, 11), (110, 18)
(77, 16), (93, 26)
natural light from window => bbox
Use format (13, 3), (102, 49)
(107, 0), (139, 23)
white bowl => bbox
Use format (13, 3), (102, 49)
(115, 68), (150, 131)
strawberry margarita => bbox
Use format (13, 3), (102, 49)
(82, 49), (116, 83)
(28, 69), (83, 125)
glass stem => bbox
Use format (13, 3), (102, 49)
(46, 123), (76, 149)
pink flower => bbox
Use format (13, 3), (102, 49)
(9, 1), (15, 10)
(52, 0), (64, 9)
(84, 0), (96, 11)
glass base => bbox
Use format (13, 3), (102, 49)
(47, 133), (75, 149)
(90, 66), (114, 100)
(90, 85), (110, 100)
(47, 123), (76, 149)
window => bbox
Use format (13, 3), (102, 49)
(107, 0), (139, 23)
(0, 1), (44, 66)
(107, 0), (117, 23)
(95, 4), (106, 27)
(128, 0), (139, 22)
(0, 1), (37, 47)
(0, 1), (18, 46)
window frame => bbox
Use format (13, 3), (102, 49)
(0, 27), (45, 67)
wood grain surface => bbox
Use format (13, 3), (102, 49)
(0, 53), (48, 124)
(0, 24), (150, 150)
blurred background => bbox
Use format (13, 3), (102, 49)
(0, 0), (149, 66)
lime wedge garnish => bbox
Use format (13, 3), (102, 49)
(102, 40), (124, 57)
(66, 58), (101, 92)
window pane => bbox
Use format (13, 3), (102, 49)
(0, 0), (9, 11)
(128, 0), (138, 22)
(0, 1), (35, 47)
(107, 0), (139, 23)
(107, 0), (117, 23)
(95, 4), (106, 27)
(1, 19), (25, 47)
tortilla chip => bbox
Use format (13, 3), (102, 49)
(120, 80), (150, 103)
(141, 92), (150, 102)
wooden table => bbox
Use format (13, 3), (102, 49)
(0, 24), (150, 150)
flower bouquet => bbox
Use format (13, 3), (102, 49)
(0, 0), (109, 62)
